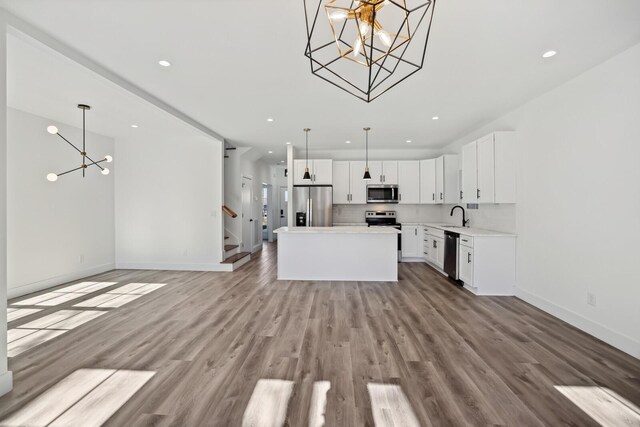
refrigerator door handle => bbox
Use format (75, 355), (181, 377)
(309, 198), (313, 226)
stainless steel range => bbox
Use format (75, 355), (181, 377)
(365, 211), (402, 261)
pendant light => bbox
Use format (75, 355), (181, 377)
(46, 104), (113, 182)
(303, 128), (312, 180)
(363, 127), (372, 180)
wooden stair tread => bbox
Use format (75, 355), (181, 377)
(224, 244), (239, 251)
(222, 252), (250, 264)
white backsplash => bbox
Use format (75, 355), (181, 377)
(333, 203), (517, 234)
(333, 204), (443, 224)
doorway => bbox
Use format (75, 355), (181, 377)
(241, 176), (253, 252)
(262, 184), (269, 241)
(279, 186), (288, 227)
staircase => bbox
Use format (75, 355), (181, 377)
(222, 241), (251, 271)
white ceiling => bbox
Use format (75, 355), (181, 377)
(2, 0), (640, 163)
(7, 33), (220, 157)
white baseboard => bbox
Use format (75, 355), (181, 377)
(115, 262), (233, 272)
(8, 263), (115, 299)
(0, 371), (13, 397)
(516, 288), (640, 359)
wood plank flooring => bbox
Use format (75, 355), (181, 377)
(0, 242), (639, 426)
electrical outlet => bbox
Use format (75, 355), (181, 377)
(587, 292), (596, 307)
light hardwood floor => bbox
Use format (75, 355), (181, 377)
(0, 242), (639, 426)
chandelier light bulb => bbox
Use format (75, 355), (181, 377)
(46, 173), (58, 182)
(101, 168), (110, 175)
(105, 155), (113, 163)
(329, 11), (347, 20)
(47, 125), (58, 134)
(377, 30), (392, 47)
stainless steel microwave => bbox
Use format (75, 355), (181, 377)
(367, 185), (399, 204)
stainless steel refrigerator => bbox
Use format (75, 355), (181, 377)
(293, 185), (333, 227)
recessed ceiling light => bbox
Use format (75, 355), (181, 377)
(406, 140), (412, 143)
(286, 141), (291, 145)
(345, 140), (351, 144)
(158, 60), (172, 67)
(268, 150), (273, 154)
(131, 124), (139, 128)
(267, 118), (274, 122)
(432, 116), (439, 120)
(542, 50), (557, 58)
(281, 160), (285, 163)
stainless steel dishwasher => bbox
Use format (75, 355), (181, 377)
(444, 231), (460, 281)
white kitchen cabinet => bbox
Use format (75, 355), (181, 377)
(494, 133), (517, 203)
(433, 155), (460, 204)
(349, 161), (367, 204)
(424, 228), (444, 269)
(367, 161), (383, 184)
(457, 234), (515, 295)
(422, 227), (430, 260)
(461, 142), (477, 204)
(420, 159), (436, 204)
(398, 161), (420, 204)
(460, 132), (516, 204)
(401, 225), (420, 259)
(312, 159), (333, 184)
(333, 161), (350, 204)
(382, 161), (398, 184)
(433, 236), (444, 268)
(477, 135), (495, 204)
(458, 241), (474, 285)
(294, 159), (333, 185)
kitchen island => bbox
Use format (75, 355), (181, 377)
(274, 226), (400, 281)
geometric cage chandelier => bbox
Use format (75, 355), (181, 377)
(46, 104), (113, 182)
(303, 0), (437, 102)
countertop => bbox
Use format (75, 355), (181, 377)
(402, 222), (516, 237)
(275, 226), (400, 234)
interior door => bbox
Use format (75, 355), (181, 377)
(279, 186), (288, 227)
(241, 177), (253, 251)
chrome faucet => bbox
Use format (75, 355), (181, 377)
(450, 205), (470, 227)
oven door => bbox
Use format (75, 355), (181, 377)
(367, 185), (399, 203)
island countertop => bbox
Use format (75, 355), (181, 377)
(274, 226), (400, 234)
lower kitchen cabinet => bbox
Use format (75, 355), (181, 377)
(457, 235), (516, 296)
(424, 227), (444, 269)
(401, 225), (420, 259)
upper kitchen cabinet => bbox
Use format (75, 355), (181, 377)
(460, 132), (516, 204)
(382, 161), (398, 185)
(366, 161), (383, 184)
(293, 159), (333, 185)
(435, 155), (459, 204)
(420, 159), (436, 204)
(398, 161), (420, 204)
(461, 142), (478, 204)
(332, 161), (368, 204)
(332, 161), (350, 204)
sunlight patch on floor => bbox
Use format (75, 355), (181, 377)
(0, 368), (155, 427)
(7, 310), (106, 357)
(7, 308), (42, 322)
(242, 379), (294, 427)
(367, 383), (420, 427)
(309, 381), (331, 427)
(554, 385), (640, 426)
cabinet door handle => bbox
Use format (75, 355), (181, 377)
(414, 228), (417, 236)
(380, 175), (383, 183)
(468, 253), (471, 263)
(433, 241), (437, 248)
(432, 193), (435, 201)
(460, 190), (463, 200)
(399, 193), (402, 201)
(440, 192), (443, 200)
(477, 189), (480, 199)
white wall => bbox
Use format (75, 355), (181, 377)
(441, 42), (640, 358)
(7, 108), (115, 298)
(115, 121), (225, 270)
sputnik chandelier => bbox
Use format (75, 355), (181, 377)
(46, 104), (112, 182)
(303, 0), (437, 102)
